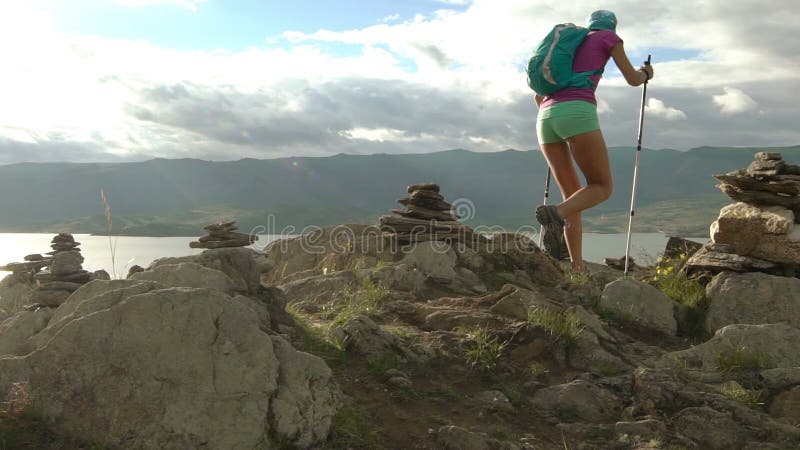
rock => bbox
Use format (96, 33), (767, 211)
(24, 254), (45, 262)
(29, 288), (70, 307)
(614, 419), (666, 442)
(268, 336), (340, 447)
(191, 221), (258, 249)
(672, 406), (745, 450)
(0, 282), (34, 320)
(279, 270), (358, 307)
(488, 285), (559, 321)
(127, 265), (145, 277)
(599, 278), (679, 335)
(713, 203), (794, 238)
(360, 264), (427, 294)
(0, 286), (339, 449)
(760, 367), (800, 390)
(93, 269), (111, 280)
(407, 182), (440, 194)
(334, 315), (424, 363)
(769, 386), (800, 426)
(49, 250), (84, 275)
(130, 262), (237, 293)
(401, 241), (458, 279)
(151, 247), (269, 295)
(530, 379), (622, 423)
(472, 390), (513, 412)
(659, 323), (800, 372)
(705, 272), (800, 333)
(686, 243), (778, 275)
(719, 182), (800, 211)
(436, 426), (489, 450)
(0, 308), (53, 356)
(663, 236), (704, 260)
(36, 281), (84, 292)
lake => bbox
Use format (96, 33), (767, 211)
(0, 232), (707, 278)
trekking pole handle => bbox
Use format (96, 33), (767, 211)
(643, 54), (652, 83)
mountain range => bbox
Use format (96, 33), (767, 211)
(2, 145), (798, 236)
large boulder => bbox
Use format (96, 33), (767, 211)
(400, 241), (457, 279)
(150, 247), (270, 294)
(659, 323), (800, 371)
(672, 406), (746, 450)
(0, 279), (34, 321)
(0, 308), (53, 356)
(705, 271), (800, 333)
(530, 379), (622, 423)
(131, 262), (237, 293)
(599, 278), (679, 335)
(0, 284), (339, 449)
(710, 203), (800, 264)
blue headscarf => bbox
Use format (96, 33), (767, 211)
(586, 10), (617, 32)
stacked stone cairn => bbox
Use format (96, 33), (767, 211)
(190, 221), (258, 249)
(687, 152), (800, 278)
(379, 182), (475, 243)
(0, 253), (51, 287)
(31, 234), (94, 307)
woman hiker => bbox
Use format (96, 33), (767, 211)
(534, 10), (654, 272)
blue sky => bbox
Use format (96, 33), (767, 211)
(0, 0), (796, 162)
(46, 0), (468, 50)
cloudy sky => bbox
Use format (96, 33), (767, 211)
(0, 0), (797, 163)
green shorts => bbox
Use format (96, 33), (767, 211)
(536, 101), (600, 144)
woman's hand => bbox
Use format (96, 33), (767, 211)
(639, 64), (654, 82)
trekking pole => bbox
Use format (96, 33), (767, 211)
(538, 168), (552, 247)
(624, 55), (652, 277)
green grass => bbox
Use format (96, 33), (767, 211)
(326, 279), (388, 328)
(649, 253), (709, 337)
(717, 345), (773, 374)
(460, 326), (508, 371)
(329, 406), (382, 449)
(720, 384), (764, 409)
(286, 304), (347, 365)
(527, 307), (583, 348)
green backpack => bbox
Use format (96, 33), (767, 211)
(526, 23), (603, 95)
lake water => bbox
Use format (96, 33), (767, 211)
(0, 232), (707, 278)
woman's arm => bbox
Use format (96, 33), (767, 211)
(610, 42), (653, 87)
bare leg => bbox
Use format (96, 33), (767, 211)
(539, 141), (583, 270)
(540, 130), (613, 271)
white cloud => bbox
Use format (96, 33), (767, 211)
(113, 0), (206, 12)
(645, 98), (687, 120)
(0, 0), (796, 162)
(712, 87), (758, 115)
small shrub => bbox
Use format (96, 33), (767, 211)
(717, 345), (773, 374)
(530, 361), (549, 377)
(651, 253), (705, 307)
(327, 279), (387, 328)
(567, 270), (590, 285)
(720, 383), (764, 409)
(461, 326), (508, 371)
(527, 307), (583, 348)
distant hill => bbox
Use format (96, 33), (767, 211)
(1, 145), (798, 236)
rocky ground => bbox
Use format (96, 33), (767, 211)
(0, 223), (798, 449)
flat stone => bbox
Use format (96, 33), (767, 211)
(34, 270), (92, 283)
(51, 233), (75, 243)
(406, 182), (440, 194)
(203, 221), (237, 232)
(391, 206), (458, 222)
(718, 183), (800, 210)
(200, 231), (257, 243)
(756, 152), (783, 161)
(410, 189), (445, 202)
(397, 196), (453, 211)
(747, 159), (786, 177)
(29, 288), (71, 307)
(24, 254), (45, 262)
(37, 281), (85, 292)
(190, 239), (252, 249)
